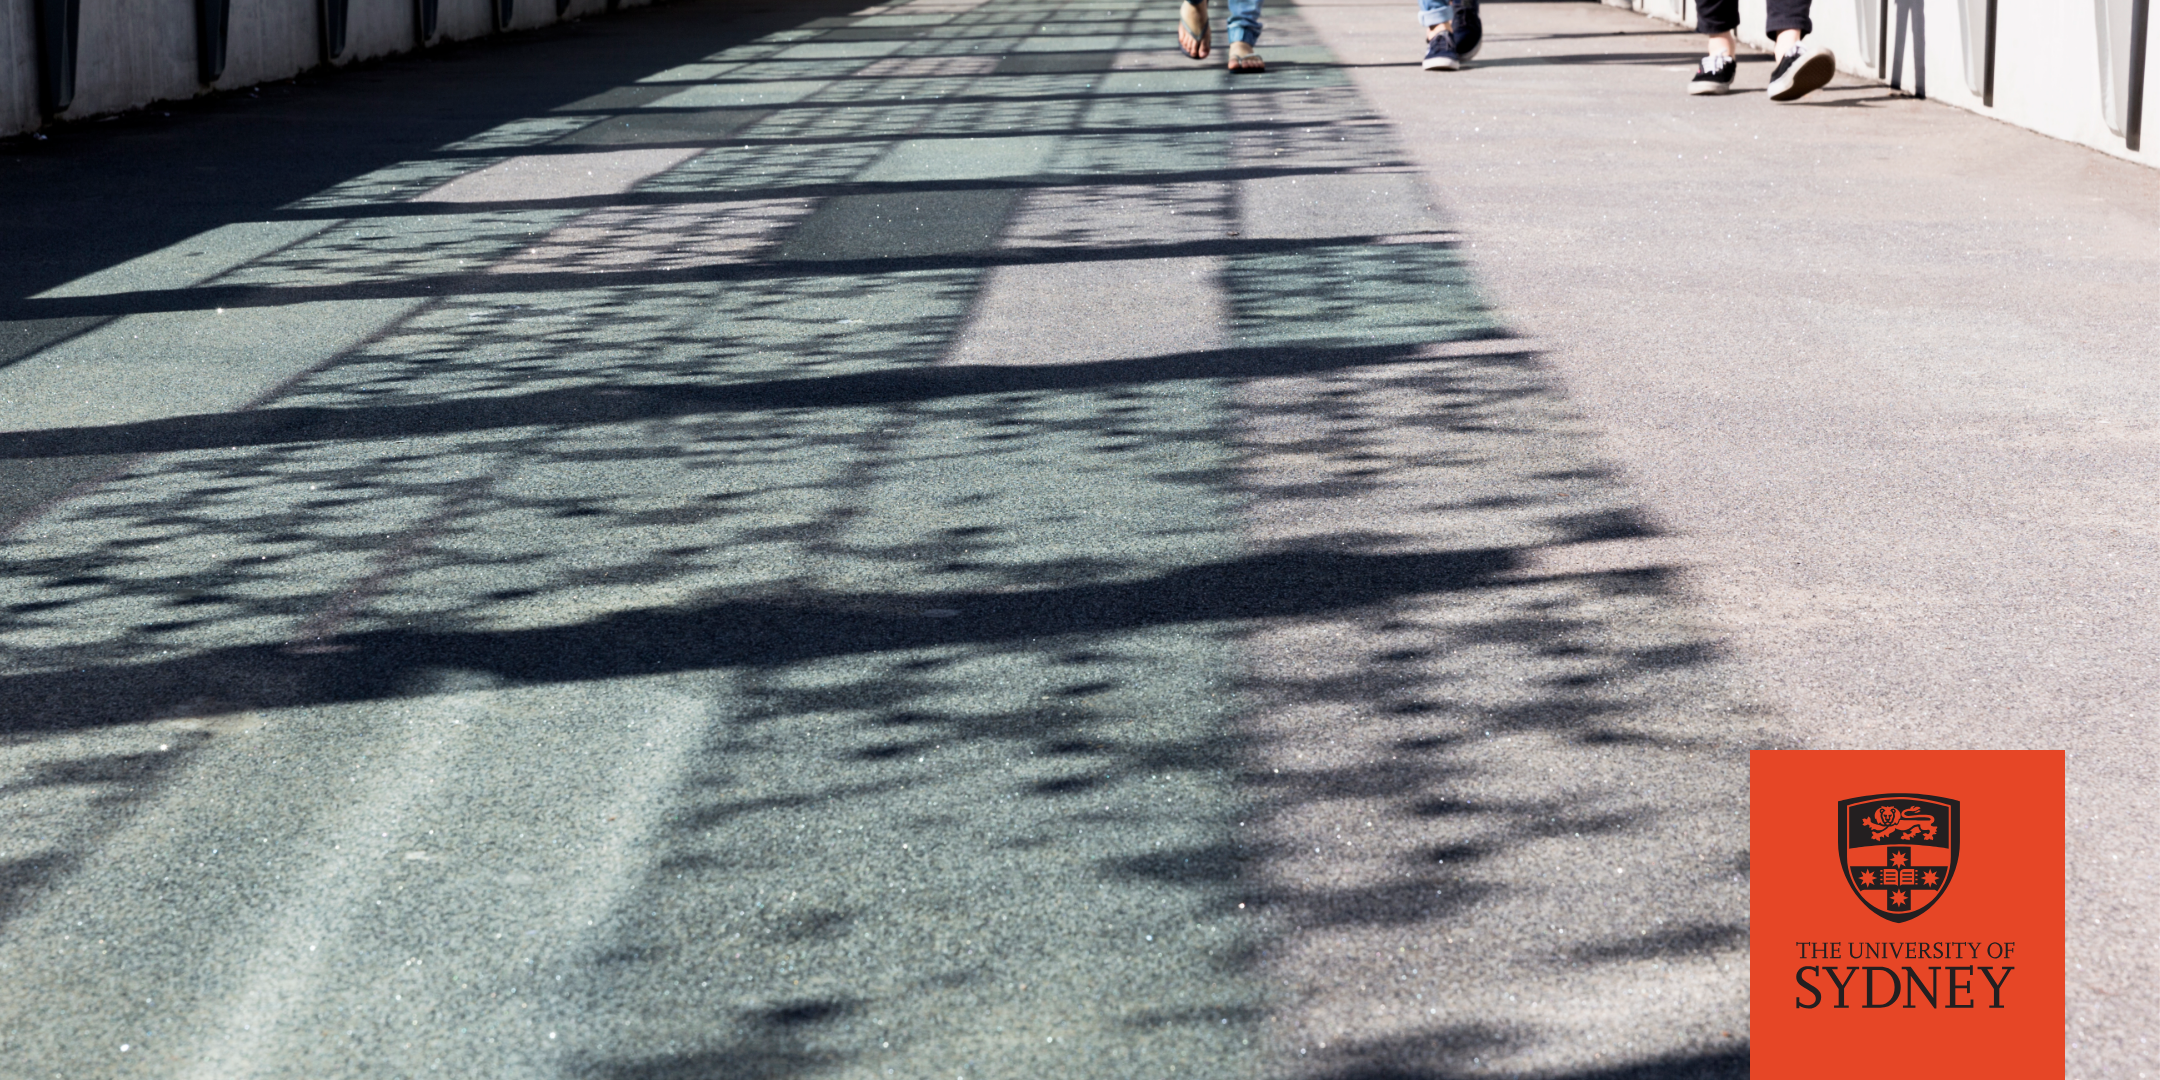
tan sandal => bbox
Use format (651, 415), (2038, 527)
(1178, 0), (1210, 59)
(1226, 40), (1264, 72)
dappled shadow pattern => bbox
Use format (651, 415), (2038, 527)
(1209, 25), (1759, 1077)
(0, 0), (1755, 1076)
(585, 998), (864, 1080)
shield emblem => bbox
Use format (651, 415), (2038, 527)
(1839, 793), (1960, 923)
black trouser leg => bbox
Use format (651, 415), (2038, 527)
(1696, 0), (1811, 39)
(1695, 0), (1739, 35)
(1765, 0), (1812, 38)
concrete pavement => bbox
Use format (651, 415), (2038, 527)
(1296, 3), (2158, 1073)
(0, 0), (2151, 1077)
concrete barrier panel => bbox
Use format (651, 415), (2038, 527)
(1802, 0), (1870, 76)
(1852, 0), (1882, 76)
(69, 0), (195, 118)
(0, 0), (625, 133)
(343, 0), (419, 62)
(435, 0), (495, 46)
(214, 0), (319, 90)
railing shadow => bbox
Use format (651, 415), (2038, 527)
(0, 0), (873, 370)
(0, 0), (1754, 1076)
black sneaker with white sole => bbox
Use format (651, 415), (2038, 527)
(1766, 43), (1836, 101)
(1422, 31), (1460, 70)
(1687, 54), (1735, 95)
(1452, 0), (1482, 62)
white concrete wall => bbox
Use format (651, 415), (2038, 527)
(440, 0), (499, 44)
(346, 0), (419, 64)
(1613, 0), (2160, 169)
(0, 0), (655, 134)
(214, 0), (317, 90)
(76, 0), (195, 116)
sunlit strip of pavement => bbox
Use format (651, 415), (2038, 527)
(1206, 27), (1754, 1074)
(1301, 2), (2160, 1077)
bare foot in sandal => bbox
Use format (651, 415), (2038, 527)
(1227, 40), (1264, 72)
(1178, 0), (1210, 59)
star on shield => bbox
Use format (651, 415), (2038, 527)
(1839, 793), (1959, 923)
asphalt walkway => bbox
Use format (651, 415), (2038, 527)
(0, 1), (2152, 1077)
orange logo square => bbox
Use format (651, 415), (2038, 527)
(1751, 751), (2063, 1077)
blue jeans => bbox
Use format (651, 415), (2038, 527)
(1419, 0), (1452, 29)
(1219, 0), (1261, 45)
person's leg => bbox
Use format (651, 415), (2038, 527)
(1420, 0), (1451, 40)
(1178, 0), (1210, 59)
(1225, 0), (1263, 70)
(1420, 0), (1458, 70)
(1418, 0), (1481, 70)
(1688, 0), (1741, 93)
(1764, 0), (1811, 44)
(1764, 0), (1833, 100)
(1225, 0), (1261, 46)
(1449, 0), (1480, 57)
(1696, 0), (1740, 58)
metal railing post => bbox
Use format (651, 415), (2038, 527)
(1983, 0), (1998, 105)
(319, 0), (351, 60)
(2101, 0), (2149, 144)
(195, 0), (231, 83)
(2129, 0), (2151, 149)
(1876, 0), (1889, 75)
(1963, 0), (1996, 102)
(32, 0), (78, 116)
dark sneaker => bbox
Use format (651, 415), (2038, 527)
(1767, 43), (1835, 101)
(1687, 53), (1735, 95)
(1452, 0), (1482, 61)
(1422, 31), (1460, 71)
